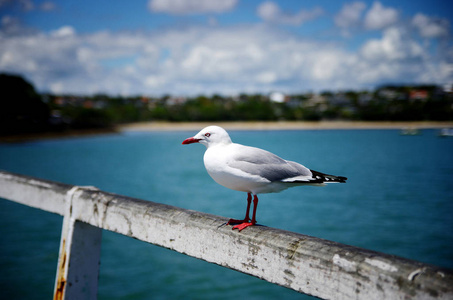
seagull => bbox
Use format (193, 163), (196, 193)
(182, 126), (347, 231)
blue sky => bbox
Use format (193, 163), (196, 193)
(1, 0), (452, 96)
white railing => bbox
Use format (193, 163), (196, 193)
(0, 170), (452, 300)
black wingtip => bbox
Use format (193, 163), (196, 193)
(311, 170), (347, 183)
(336, 176), (348, 183)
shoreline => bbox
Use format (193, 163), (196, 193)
(1, 121), (452, 143)
(119, 121), (453, 132)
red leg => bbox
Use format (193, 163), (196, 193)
(227, 193), (251, 225)
(232, 195), (258, 231)
(250, 194), (258, 225)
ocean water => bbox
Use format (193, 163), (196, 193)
(0, 129), (452, 299)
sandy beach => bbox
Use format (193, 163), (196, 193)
(119, 120), (453, 132)
(2, 121), (451, 142)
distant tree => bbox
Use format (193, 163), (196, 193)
(70, 107), (114, 129)
(0, 73), (50, 135)
(320, 91), (334, 97)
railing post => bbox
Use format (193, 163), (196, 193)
(54, 186), (102, 300)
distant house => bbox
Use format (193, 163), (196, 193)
(54, 96), (88, 107)
(166, 96), (187, 106)
(269, 92), (286, 103)
(358, 93), (373, 104)
(83, 100), (93, 109)
(329, 93), (350, 106)
(305, 94), (328, 111)
(378, 89), (398, 100)
(409, 90), (429, 101)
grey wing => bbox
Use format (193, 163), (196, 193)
(227, 145), (313, 182)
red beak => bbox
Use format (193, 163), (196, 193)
(182, 137), (201, 145)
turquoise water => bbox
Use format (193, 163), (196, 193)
(1, 129), (452, 299)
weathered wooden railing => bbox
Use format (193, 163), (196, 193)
(0, 170), (452, 300)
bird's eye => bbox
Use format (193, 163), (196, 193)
(205, 133), (211, 137)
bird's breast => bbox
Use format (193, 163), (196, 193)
(203, 145), (273, 194)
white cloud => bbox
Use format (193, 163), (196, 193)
(40, 1), (56, 11)
(412, 13), (450, 38)
(356, 26), (450, 85)
(312, 52), (344, 80)
(335, 1), (366, 29)
(51, 26), (76, 38)
(256, 71), (277, 84)
(257, 1), (323, 26)
(257, 2), (279, 21)
(148, 0), (238, 15)
(364, 1), (398, 30)
(0, 20), (451, 96)
(361, 27), (424, 61)
(1, 16), (22, 35)
(19, 0), (34, 11)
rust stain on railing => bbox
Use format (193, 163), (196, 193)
(54, 238), (67, 300)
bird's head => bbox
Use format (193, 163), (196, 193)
(182, 125), (232, 148)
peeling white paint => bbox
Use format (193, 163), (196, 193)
(333, 254), (357, 272)
(29, 179), (54, 188)
(1, 171), (453, 300)
(408, 268), (425, 281)
(365, 258), (398, 272)
(0, 173), (13, 180)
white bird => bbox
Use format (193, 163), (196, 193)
(182, 125), (347, 231)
